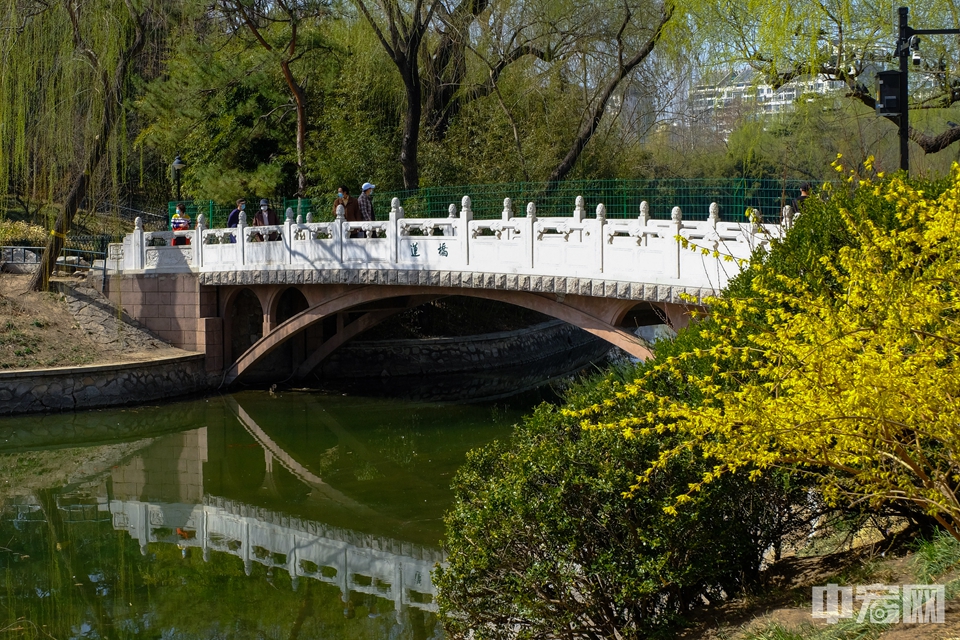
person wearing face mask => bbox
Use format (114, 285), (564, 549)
(226, 198), (245, 243)
(333, 185), (362, 237)
(333, 185), (360, 221)
(253, 198), (279, 241)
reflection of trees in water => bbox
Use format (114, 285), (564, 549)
(375, 416), (422, 469)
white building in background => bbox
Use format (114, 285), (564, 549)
(689, 68), (847, 123)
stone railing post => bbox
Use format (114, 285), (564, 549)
(460, 195), (473, 266)
(238, 211), (247, 266)
(501, 197), (514, 240)
(639, 201), (650, 227)
(389, 197), (402, 264)
(334, 204), (345, 262)
(595, 203), (606, 274)
(132, 217), (144, 269)
(573, 195), (585, 223)
(195, 214), (205, 268)
(782, 205), (794, 229)
(670, 205), (682, 279)
(446, 200), (457, 237)
(284, 207), (294, 264)
(524, 202), (536, 268)
(708, 202), (720, 230)
(749, 207), (762, 235)
(446, 204), (456, 240)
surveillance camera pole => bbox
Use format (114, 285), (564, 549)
(898, 7), (910, 173)
(895, 7), (960, 173)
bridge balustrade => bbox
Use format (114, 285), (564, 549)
(108, 497), (440, 611)
(116, 196), (791, 291)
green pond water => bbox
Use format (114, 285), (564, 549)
(0, 390), (531, 639)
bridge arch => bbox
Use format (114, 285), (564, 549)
(227, 288), (265, 363)
(224, 285), (655, 384)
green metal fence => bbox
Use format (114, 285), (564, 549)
(166, 199), (321, 229)
(167, 179), (810, 227)
(4, 235), (116, 251)
(377, 178), (808, 223)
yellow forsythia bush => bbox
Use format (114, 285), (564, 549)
(0, 220), (48, 245)
(573, 159), (960, 541)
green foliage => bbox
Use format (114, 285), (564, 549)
(913, 529), (960, 584)
(436, 351), (812, 638)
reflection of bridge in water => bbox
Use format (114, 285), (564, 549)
(0, 393), (473, 621)
(90, 396), (451, 614)
(108, 495), (442, 613)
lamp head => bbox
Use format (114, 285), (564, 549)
(172, 155), (186, 171)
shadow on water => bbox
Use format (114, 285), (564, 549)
(0, 389), (526, 639)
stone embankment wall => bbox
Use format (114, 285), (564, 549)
(0, 354), (213, 416)
(320, 320), (607, 378)
(51, 281), (174, 353)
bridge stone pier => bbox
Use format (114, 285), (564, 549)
(104, 196), (788, 383)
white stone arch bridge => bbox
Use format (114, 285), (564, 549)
(106, 196), (791, 382)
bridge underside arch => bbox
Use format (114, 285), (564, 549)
(224, 285), (656, 385)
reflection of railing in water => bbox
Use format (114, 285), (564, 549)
(107, 495), (442, 613)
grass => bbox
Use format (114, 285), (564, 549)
(736, 620), (885, 640)
(913, 529), (960, 584)
(734, 530), (960, 640)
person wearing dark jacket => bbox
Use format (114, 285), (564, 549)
(253, 198), (279, 241)
(333, 185), (360, 221)
(227, 198), (246, 228)
(334, 185), (362, 237)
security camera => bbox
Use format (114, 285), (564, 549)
(913, 50), (922, 66)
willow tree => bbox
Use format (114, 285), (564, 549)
(693, 0), (960, 160)
(0, 0), (172, 291)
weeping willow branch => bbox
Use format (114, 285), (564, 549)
(26, 0), (146, 291)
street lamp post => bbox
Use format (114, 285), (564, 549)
(172, 155), (186, 201)
(880, 7), (960, 173)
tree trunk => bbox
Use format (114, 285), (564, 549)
(400, 74), (423, 190)
(29, 93), (117, 292)
(280, 58), (308, 197)
(546, 5), (673, 186)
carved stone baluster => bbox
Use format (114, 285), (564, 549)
(526, 202), (537, 269)
(595, 204), (606, 273)
(708, 202), (720, 229)
(573, 195), (585, 223)
(285, 208), (294, 264)
(133, 216), (144, 269)
(670, 206), (682, 279)
(460, 197), (473, 267)
(195, 214), (205, 268)
(782, 205), (794, 230)
(389, 198), (402, 264)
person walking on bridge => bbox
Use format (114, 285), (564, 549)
(333, 185), (360, 221)
(253, 198), (279, 241)
(358, 183), (375, 222)
(334, 185), (361, 237)
(226, 198), (245, 243)
(358, 182), (376, 238)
